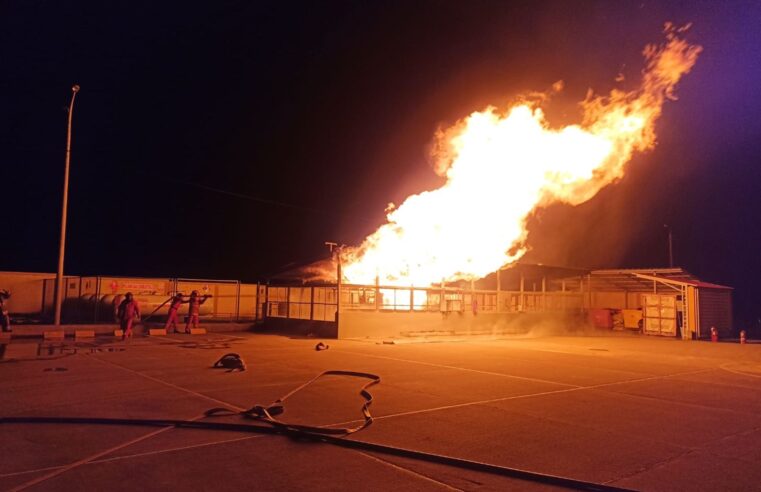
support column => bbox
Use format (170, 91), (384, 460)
(519, 274), (525, 312)
(309, 286), (314, 320)
(255, 282), (260, 322)
(286, 287), (291, 319)
(235, 281), (241, 322)
(441, 278), (446, 312)
(496, 269), (501, 313)
(375, 275), (380, 311)
(470, 279), (476, 316)
(336, 258), (342, 325)
(94, 277), (101, 322)
(542, 276), (546, 312)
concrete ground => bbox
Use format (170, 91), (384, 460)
(2, 331), (761, 491)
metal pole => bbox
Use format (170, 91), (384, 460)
(496, 268), (501, 313)
(54, 84), (80, 326)
(542, 276), (546, 312)
(336, 252), (342, 325)
(324, 242), (343, 326)
(309, 286), (314, 320)
(375, 275), (380, 311)
(519, 274), (524, 312)
(255, 282), (260, 322)
(235, 281), (241, 322)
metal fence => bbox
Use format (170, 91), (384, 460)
(265, 286), (337, 322)
(339, 284), (582, 314)
(260, 282), (584, 320)
(37, 275), (265, 324)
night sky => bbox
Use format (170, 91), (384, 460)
(2, 1), (761, 325)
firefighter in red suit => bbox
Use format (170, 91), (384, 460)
(164, 292), (187, 333)
(185, 290), (210, 333)
(117, 292), (140, 340)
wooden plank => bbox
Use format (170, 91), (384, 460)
(149, 328), (168, 336)
(75, 330), (96, 339)
(189, 328), (207, 335)
(114, 329), (124, 337)
(44, 331), (65, 339)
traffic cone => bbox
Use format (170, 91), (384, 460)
(710, 326), (718, 343)
(740, 330), (747, 344)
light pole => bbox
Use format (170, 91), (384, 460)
(54, 84), (80, 326)
(325, 242), (344, 324)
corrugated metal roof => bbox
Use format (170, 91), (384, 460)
(552, 268), (732, 292)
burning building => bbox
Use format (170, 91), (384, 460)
(263, 262), (732, 341)
(260, 26), (730, 340)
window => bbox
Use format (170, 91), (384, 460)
(313, 287), (337, 321)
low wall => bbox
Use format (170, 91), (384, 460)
(337, 310), (580, 339)
(259, 317), (337, 338)
(3, 322), (256, 339)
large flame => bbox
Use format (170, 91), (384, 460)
(342, 24), (701, 287)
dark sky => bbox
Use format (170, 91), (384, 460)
(2, 1), (761, 323)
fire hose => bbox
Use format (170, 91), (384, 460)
(138, 296), (173, 325)
(139, 293), (213, 325)
(0, 369), (632, 492)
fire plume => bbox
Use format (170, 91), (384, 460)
(342, 24), (701, 287)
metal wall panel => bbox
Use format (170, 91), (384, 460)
(698, 288), (733, 337)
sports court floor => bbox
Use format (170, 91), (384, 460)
(2, 331), (761, 491)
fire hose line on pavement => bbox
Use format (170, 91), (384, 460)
(1, 369), (632, 492)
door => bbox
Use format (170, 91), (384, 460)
(642, 294), (677, 337)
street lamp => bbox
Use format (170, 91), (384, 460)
(53, 84), (80, 326)
(325, 241), (344, 324)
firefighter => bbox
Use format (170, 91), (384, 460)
(0, 289), (10, 333)
(117, 292), (140, 340)
(163, 292), (187, 334)
(185, 290), (211, 333)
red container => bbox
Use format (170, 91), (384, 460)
(588, 309), (613, 329)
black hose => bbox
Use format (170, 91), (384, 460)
(0, 415), (632, 491)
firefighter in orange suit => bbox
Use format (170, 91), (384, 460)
(117, 292), (140, 340)
(185, 290), (211, 333)
(164, 292), (187, 333)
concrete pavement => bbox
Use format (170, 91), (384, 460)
(2, 332), (761, 491)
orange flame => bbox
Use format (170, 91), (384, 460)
(342, 24), (701, 287)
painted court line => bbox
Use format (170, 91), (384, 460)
(10, 425), (178, 491)
(0, 435), (263, 479)
(334, 367), (717, 425)
(357, 450), (464, 491)
(7, 355), (250, 491)
(90, 355), (249, 412)
(2, 349), (715, 490)
(335, 349), (582, 388)
(719, 362), (761, 379)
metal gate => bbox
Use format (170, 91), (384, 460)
(642, 294), (677, 336)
